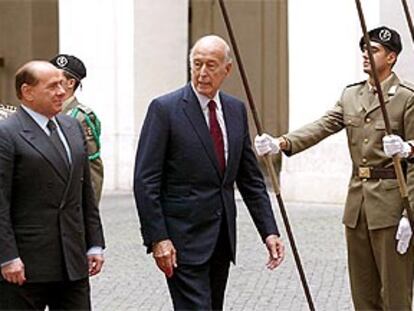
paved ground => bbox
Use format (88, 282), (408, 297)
(91, 192), (352, 310)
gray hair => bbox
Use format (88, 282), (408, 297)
(189, 35), (232, 66)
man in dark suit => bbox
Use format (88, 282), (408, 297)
(134, 35), (285, 310)
(0, 60), (105, 310)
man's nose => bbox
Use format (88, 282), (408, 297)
(57, 84), (66, 96)
(200, 64), (208, 76)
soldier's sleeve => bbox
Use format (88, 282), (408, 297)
(74, 107), (104, 205)
(283, 92), (346, 156)
(402, 85), (414, 214)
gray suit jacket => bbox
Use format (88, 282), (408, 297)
(0, 107), (105, 282)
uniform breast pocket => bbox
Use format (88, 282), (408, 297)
(344, 114), (362, 145)
(375, 120), (400, 134)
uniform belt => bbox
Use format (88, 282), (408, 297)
(355, 167), (396, 179)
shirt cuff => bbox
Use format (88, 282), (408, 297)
(86, 246), (103, 256)
(1, 257), (20, 267)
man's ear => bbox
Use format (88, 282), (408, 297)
(387, 52), (397, 66)
(21, 84), (33, 101)
(66, 78), (76, 90)
(225, 62), (233, 76)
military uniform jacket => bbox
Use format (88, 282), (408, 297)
(285, 73), (414, 229)
(0, 104), (16, 121)
(62, 97), (104, 204)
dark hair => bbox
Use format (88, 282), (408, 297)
(62, 71), (80, 91)
(15, 64), (39, 100)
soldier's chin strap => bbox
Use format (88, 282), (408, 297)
(355, 0), (414, 226)
(217, 1), (315, 310)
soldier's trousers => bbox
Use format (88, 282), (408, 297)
(346, 203), (414, 311)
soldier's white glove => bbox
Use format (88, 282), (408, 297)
(254, 134), (280, 156)
(382, 134), (411, 158)
(396, 216), (412, 254)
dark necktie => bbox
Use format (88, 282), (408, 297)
(208, 100), (225, 173)
(47, 120), (69, 167)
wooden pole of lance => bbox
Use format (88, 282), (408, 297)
(217, 1), (316, 310)
(401, 0), (414, 44)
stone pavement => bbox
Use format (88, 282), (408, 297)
(91, 192), (352, 310)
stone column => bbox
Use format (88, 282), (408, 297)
(59, 0), (188, 193)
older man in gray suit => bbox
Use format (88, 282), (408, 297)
(0, 61), (105, 310)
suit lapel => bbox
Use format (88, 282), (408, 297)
(17, 108), (69, 182)
(182, 85), (223, 178)
(55, 115), (76, 202)
(221, 93), (237, 181)
(56, 114), (78, 164)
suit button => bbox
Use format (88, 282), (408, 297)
(216, 210), (222, 216)
(363, 138), (369, 144)
(365, 117), (371, 123)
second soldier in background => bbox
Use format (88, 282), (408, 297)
(50, 54), (104, 204)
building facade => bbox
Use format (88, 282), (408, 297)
(0, 0), (413, 204)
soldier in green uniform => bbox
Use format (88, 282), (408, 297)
(0, 103), (16, 121)
(255, 26), (414, 310)
(50, 54), (104, 205)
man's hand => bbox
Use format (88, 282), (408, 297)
(1, 258), (26, 285)
(382, 134), (412, 158)
(152, 239), (177, 278)
(265, 235), (285, 270)
(88, 254), (104, 276)
(396, 216), (412, 254)
(254, 134), (280, 156)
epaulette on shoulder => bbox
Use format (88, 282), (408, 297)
(346, 80), (365, 89)
(76, 103), (94, 115)
(0, 104), (17, 112)
(399, 80), (414, 93)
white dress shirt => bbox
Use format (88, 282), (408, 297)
(21, 105), (72, 163)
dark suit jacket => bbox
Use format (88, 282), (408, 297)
(0, 107), (105, 283)
(134, 84), (279, 265)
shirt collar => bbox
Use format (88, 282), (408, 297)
(191, 82), (221, 110)
(21, 104), (57, 131)
(63, 95), (76, 111)
(367, 72), (397, 95)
